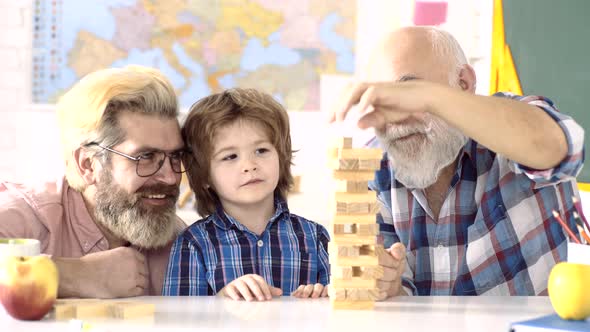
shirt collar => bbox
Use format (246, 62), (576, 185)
(211, 193), (290, 231)
(63, 178), (108, 254)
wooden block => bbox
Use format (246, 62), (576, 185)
(331, 300), (374, 310)
(331, 266), (353, 279)
(332, 224), (346, 235)
(75, 302), (111, 319)
(333, 170), (375, 181)
(360, 266), (384, 279)
(332, 277), (377, 288)
(357, 224), (379, 236)
(334, 180), (368, 193)
(330, 137), (352, 149)
(53, 303), (76, 320)
(331, 254), (378, 267)
(329, 158), (359, 170)
(332, 214), (376, 225)
(327, 287), (347, 300)
(346, 288), (380, 301)
(330, 148), (382, 160)
(335, 191), (376, 203)
(291, 175), (301, 193)
(336, 202), (370, 214)
(329, 244), (360, 257)
(109, 302), (155, 319)
(358, 158), (381, 170)
(332, 234), (377, 246)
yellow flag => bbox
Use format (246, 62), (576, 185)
(490, 0), (523, 95)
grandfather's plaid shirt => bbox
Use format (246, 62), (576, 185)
(369, 93), (585, 295)
(162, 197), (330, 296)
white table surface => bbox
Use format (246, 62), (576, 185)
(1, 296), (556, 332)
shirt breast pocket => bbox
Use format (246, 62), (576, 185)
(463, 204), (522, 294)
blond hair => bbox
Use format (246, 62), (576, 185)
(56, 65), (178, 191)
(182, 88), (294, 217)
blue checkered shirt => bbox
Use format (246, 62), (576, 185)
(162, 197), (330, 296)
(368, 93), (585, 295)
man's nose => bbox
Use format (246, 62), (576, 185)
(154, 156), (180, 185)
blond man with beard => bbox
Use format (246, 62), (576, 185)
(331, 27), (584, 297)
(0, 65), (186, 298)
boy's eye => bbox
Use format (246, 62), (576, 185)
(221, 154), (237, 161)
(256, 148), (270, 155)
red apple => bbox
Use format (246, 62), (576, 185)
(0, 255), (58, 320)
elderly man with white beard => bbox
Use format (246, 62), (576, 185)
(330, 27), (584, 297)
(0, 66), (186, 298)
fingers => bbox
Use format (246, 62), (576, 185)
(270, 286), (283, 297)
(223, 275), (274, 302)
(389, 242), (406, 260)
(247, 275), (273, 300)
(331, 83), (370, 123)
(292, 284), (325, 298)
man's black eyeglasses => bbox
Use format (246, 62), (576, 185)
(85, 142), (186, 177)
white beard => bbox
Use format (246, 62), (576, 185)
(376, 115), (468, 189)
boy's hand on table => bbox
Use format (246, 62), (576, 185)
(218, 274), (282, 301)
(291, 283), (328, 298)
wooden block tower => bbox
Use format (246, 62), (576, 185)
(327, 137), (384, 310)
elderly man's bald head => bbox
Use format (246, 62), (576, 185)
(364, 27), (470, 88)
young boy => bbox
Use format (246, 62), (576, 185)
(163, 88), (330, 301)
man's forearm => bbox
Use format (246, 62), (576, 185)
(430, 86), (568, 170)
(53, 257), (93, 298)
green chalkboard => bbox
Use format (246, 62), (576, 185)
(503, 0), (590, 182)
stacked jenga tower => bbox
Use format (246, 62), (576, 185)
(327, 137), (385, 310)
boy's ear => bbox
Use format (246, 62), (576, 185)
(73, 147), (98, 185)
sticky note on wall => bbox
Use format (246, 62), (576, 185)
(413, 1), (448, 26)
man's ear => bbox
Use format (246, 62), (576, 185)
(73, 147), (98, 185)
(458, 64), (477, 93)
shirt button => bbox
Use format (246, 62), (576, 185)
(257, 240), (264, 247)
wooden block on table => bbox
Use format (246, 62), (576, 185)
(360, 266), (385, 279)
(333, 170), (376, 181)
(331, 300), (374, 310)
(334, 191), (376, 203)
(327, 287), (347, 301)
(75, 302), (111, 319)
(369, 202), (380, 214)
(291, 175), (301, 193)
(332, 234), (377, 246)
(332, 214), (376, 225)
(358, 158), (381, 170)
(357, 224), (379, 236)
(53, 303), (76, 320)
(336, 202), (370, 214)
(109, 302), (155, 319)
(331, 266), (353, 279)
(332, 277), (377, 288)
(329, 158), (359, 170)
(331, 254), (378, 267)
(332, 224), (346, 235)
(329, 244), (360, 257)
(346, 288), (380, 301)
(334, 179), (368, 193)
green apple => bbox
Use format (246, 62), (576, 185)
(0, 255), (58, 320)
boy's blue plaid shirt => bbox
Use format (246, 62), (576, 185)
(162, 197), (330, 295)
(368, 93), (585, 295)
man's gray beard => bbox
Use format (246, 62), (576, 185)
(94, 168), (179, 249)
(376, 116), (468, 189)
